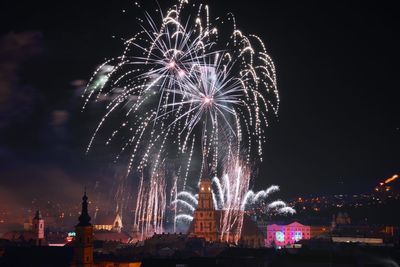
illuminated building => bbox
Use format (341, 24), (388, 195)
(331, 236), (383, 244)
(188, 172), (264, 247)
(266, 222), (311, 247)
(192, 177), (217, 242)
(91, 212), (130, 243)
(93, 213), (123, 232)
(32, 210), (45, 246)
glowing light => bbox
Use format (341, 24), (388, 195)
(167, 60), (176, 69)
(203, 96), (212, 105)
(384, 174), (399, 184)
(293, 231), (302, 242)
(276, 231), (284, 242)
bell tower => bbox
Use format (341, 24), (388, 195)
(193, 164), (217, 242)
(32, 210), (44, 246)
(73, 190), (93, 267)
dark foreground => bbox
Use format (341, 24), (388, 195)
(1, 244), (399, 267)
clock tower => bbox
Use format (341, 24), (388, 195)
(193, 171), (217, 242)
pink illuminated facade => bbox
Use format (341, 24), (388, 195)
(266, 221), (310, 247)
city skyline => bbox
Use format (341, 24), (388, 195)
(0, 0), (399, 212)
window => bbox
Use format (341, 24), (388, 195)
(200, 222), (203, 231)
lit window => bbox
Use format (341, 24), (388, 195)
(276, 231), (284, 242)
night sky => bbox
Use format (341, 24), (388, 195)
(0, 0), (399, 208)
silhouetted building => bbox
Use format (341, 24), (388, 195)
(331, 212), (351, 229)
(310, 225), (330, 238)
(72, 191), (94, 267)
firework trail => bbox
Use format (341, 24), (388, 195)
(83, 0), (279, 239)
(133, 165), (167, 240)
(84, 0), (278, 173)
(218, 158), (251, 243)
(173, 158), (295, 243)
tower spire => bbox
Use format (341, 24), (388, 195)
(32, 209), (44, 246)
(77, 190), (91, 226)
(201, 144), (211, 181)
(202, 155), (209, 180)
(73, 189), (94, 266)
(33, 210), (42, 220)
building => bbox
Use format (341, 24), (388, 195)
(266, 221), (311, 247)
(72, 191), (94, 267)
(70, 192), (139, 267)
(93, 213), (123, 232)
(32, 210), (45, 246)
(331, 236), (383, 244)
(91, 212), (131, 243)
(188, 172), (264, 248)
(192, 177), (217, 242)
(310, 225), (330, 238)
(1, 210), (46, 246)
(94, 231), (131, 243)
(331, 212), (351, 229)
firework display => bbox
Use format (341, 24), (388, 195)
(174, 158), (295, 241)
(84, 0), (290, 240)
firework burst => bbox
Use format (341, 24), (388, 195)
(84, 0), (281, 239)
(84, 0), (278, 172)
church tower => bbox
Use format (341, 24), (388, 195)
(193, 168), (217, 242)
(32, 210), (44, 246)
(73, 191), (93, 267)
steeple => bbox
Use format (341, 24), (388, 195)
(32, 209), (45, 246)
(33, 210), (42, 220)
(73, 189), (94, 267)
(201, 151), (211, 182)
(77, 190), (91, 227)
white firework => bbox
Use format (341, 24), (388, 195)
(83, 1), (280, 239)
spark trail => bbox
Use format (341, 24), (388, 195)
(84, 0), (280, 239)
(174, 159), (295, 243)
